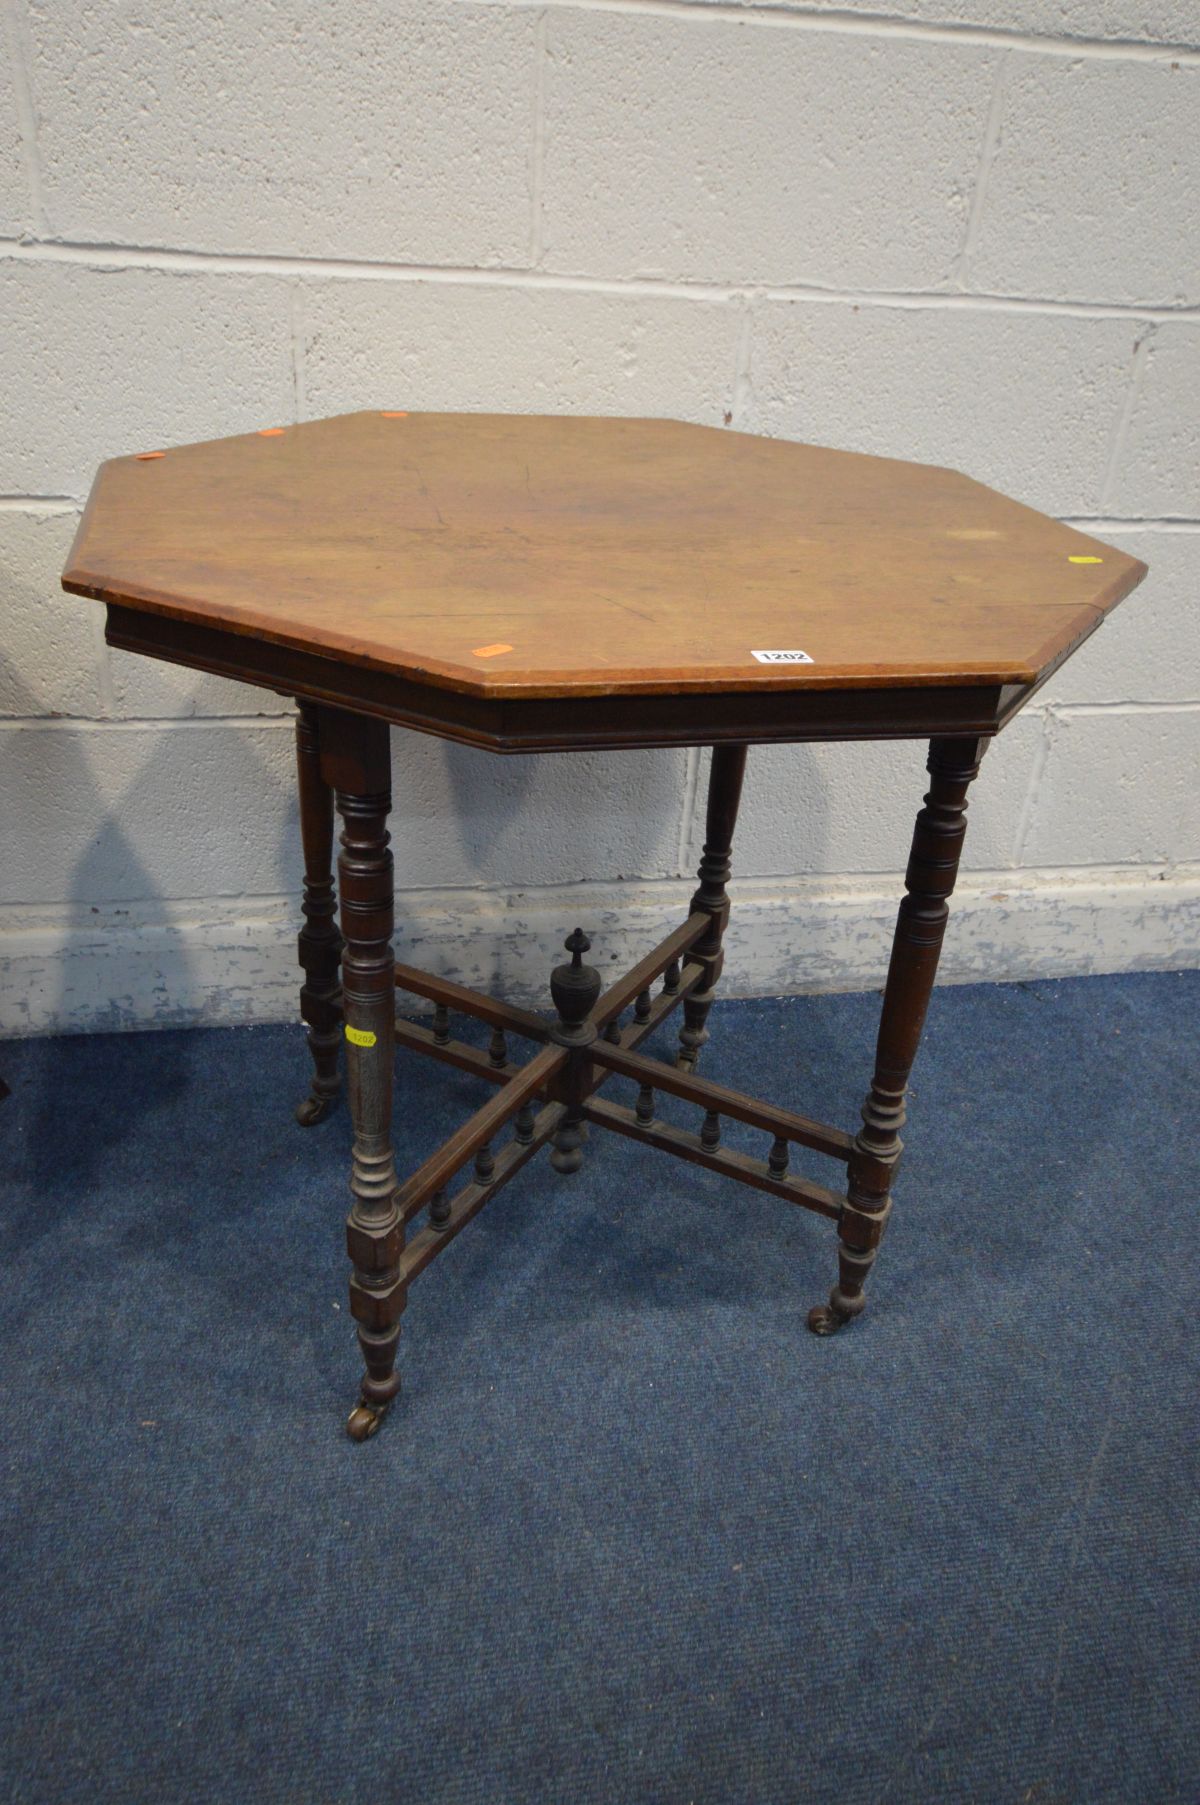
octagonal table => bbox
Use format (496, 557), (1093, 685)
(63, 412), (1147, 1441)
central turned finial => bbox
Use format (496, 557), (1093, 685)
(549, 929), (601, 1042)
(548, 928), (602, 1176)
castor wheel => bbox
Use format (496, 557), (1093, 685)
(346, 1402), (385, 1442)
(808, 1287), (866, 1335)
(295, 1092), (336, 1127)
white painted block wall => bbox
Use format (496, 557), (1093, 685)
(1, 0), (1197, 1034)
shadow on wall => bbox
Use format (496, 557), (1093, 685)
(732, 738), (836, 880)
(0, 646), (184, 1202)
(713, 740), (841, 994)
(439, 735), (536, 871)
(436, 733), (695, 879)
(386, 727), (702, 994)
(0, 643), (297, 1199)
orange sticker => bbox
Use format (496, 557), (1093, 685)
(135, 451), (165, 461)
(472, 643), (514, 659)
(381, 410), (409, 418)
(257, 427), (285, 437)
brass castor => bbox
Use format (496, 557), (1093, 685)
(346, 1402), (386, 1442)
(295, 1092), (337, 1127)
(807, 1287), (865, 1336)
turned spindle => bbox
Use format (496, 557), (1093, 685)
(294, 702), (344, 1126)
(548, 929), (601, 1176)
(677, 744), (748, 1072)
(323, 708), (405, 1444)
(809, 736), (986, 1337)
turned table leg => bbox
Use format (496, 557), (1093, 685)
(294, 701), (344, 1126)
(809, 734), (986, 1336)
(319, 708), (404, 1441)
(677, 743), (748, 1071)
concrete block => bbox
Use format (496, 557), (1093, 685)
(0, 721), (297, 905)
(1021, 707), (1200, 867)
(107, 647), (294, 720)
(680, 2), (1199, 46)
(541, 11), (995, 289)
(720, 741), (927, 881)
(0, 41), (28, 235)
(5, 863), (1198, 1036)
(1110, 326), (1200, 519)
(0, 896), (306, 1035)
(972, 57), (1198, 306)
(0, 508), (103, 718)
(974, 711), (1057, 871)
(707, 714), (1042, 883)
(746, 298), (1132, 516)
(389, 733), (688, 890)
(1038, 530), (1200, 707)
(301, 280), (740, 424)
(0, 260), (294, 497)
(26, 0), (536, 266)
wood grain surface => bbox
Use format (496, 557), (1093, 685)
(64, 412), (1146, 700)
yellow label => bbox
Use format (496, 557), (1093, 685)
(1068, 555), (1103, 564)
(345, 1025), (377, 1048)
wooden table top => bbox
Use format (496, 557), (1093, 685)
(64, 412), (1145, 751)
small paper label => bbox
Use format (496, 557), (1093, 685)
(472, 643), (514, 659)
(345, 1025), (377, 1048)
(1068, 555), (1103, 565)
(752, 649), (814, 664)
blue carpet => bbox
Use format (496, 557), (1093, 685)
(1, 970), (1197, 1804)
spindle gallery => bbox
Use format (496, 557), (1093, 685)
(62, 412), (1146, 1441)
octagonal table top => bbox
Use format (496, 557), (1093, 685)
(63, 412), (1145, 751)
